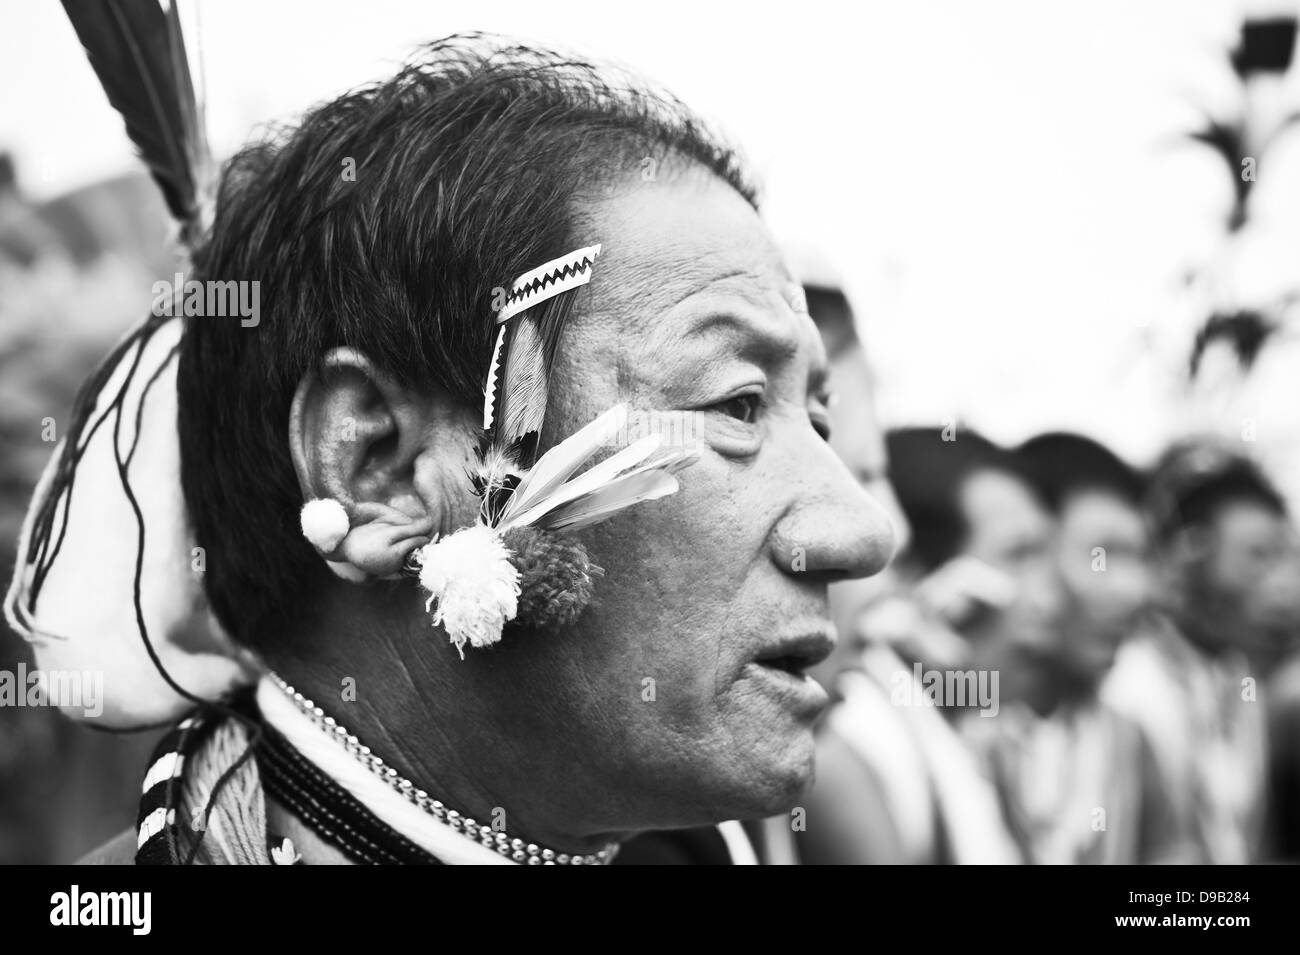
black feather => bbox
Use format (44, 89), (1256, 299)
(62, 0), (212, 244)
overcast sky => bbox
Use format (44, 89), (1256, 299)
(4, 0), (1300, 467)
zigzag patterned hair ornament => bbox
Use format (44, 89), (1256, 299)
(483, 244), (602, 445)
(495, 243), (602, 325)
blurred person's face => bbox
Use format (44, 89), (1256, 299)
(1054, 488), (1151, 682)
(957, 467), (1063, 710)
(1182, 499), (1300, 665)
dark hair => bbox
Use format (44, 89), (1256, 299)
(1147, 441), (1287, 542)
(178, 35), (755, 657)
(885, 426), (1042, 572)
(1017, 431), (1145, 512)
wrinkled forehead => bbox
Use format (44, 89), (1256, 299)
(576, 167), (816, 357)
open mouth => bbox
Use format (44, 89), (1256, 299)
(754, 632), (835, 677)
(757, 654), (811, 676)
(746, 632), (835, 714)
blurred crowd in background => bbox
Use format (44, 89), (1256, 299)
(784, 10), (1300, 866)
(795, 275), (1300, 864)
(4, 5), (1300, 863)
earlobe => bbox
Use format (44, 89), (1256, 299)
(290, 347), (437, 580)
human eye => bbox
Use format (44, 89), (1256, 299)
(697, 387), (764, 456)
(711, 393), (760, 424)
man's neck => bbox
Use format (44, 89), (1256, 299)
(272, 642), (624, 857)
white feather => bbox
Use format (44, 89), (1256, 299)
(540, 470), (683, 532)
(501, 404), (629, 520)
(503, 451), (698, 536)
(498, 316), (547, 443)
(500, 433), (664, 530)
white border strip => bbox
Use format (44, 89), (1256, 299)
(142, 752), (184, 793)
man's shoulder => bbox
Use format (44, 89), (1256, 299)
(77, 828), (137, 865)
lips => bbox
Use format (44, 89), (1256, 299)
(744, 629), (834, 718)
(753, 629), (836, 677)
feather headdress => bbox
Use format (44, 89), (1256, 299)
(11, 7), (695, 694)
(62, 0), (215, 247)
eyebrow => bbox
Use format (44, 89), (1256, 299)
(683, 311), (802, 364)
(682, 310), (831, 401)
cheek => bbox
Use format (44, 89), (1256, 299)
(566, 456), (782, 721)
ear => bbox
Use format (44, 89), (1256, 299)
(289, 347), (441, 579)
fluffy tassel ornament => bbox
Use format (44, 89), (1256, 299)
(415, 524), (521, 659)
(501, 526), (603, 632)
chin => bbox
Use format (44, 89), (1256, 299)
(720, 722), (819, 820)
(643, 674), (826, 825)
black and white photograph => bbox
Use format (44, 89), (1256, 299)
(0, 0), (1297, 924)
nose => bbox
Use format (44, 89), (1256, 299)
(770, 441), (896, 582)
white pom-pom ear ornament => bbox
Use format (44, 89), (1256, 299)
(300, 498), (350, 553)
(299, 499), (433, 583)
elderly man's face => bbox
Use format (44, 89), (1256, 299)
(528, 165), (894, 828)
